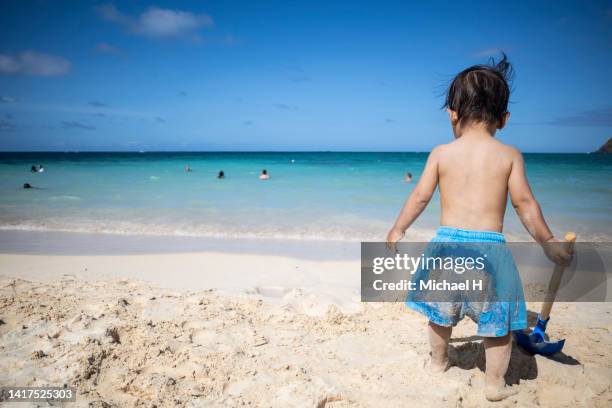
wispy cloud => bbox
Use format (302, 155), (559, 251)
(0, 51), (71, 76)
(222, 35), (239, 46)
(274, 103), (299, 111)
(242, 120), (253, 126)
(88, 101), (108, 108)
(155, 116), (166, 123)
(290, 76), (311, 83)
(0, 119), (16, 132)
(278, 61), (311, 83)
(95, 42), (122, 55)
(1, 96), (17, 103)
(472, 47), (504, 58)
(61, 121), (96, 131)
(179, 90), (187, 97)
(96, 4), (213, 39)
(546, 107), (612, 127)
(10, 102), (161, 122)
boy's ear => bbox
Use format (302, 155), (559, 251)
(498, 112), (510, 129)
(446, 108), (459, 126)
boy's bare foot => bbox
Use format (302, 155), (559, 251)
(424, 355), (451, 373)
(484, 384), (518, 401)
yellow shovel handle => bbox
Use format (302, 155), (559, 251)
(540, 232), (576, 320)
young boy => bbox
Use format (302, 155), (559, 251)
(386, 54), (573, 401)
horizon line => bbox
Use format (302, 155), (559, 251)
(0, 149), (605, 154)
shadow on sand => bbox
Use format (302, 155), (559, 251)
(447, 309), (580, 384)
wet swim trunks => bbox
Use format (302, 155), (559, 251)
(406, 226), (527, 337)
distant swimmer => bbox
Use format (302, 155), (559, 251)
(23, 183), (32, 189)
(404, 172), (413, 183)
(38, 165), (44, 173)
(218, 170), (225, 179)
(30, 164), (44, 173)
(259, 169), (270, 180)
(185, 165), (192, 172)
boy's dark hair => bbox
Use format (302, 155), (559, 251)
(444, 52), (513, 128)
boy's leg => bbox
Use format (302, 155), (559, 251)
(427, 321), (452, 372)
(483, 333), (518, 401)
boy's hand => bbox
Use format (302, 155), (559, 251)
(386, 227), (405, 253)
(542, 238), (574, 266)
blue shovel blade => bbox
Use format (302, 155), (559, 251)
(514, 330), (565, 356)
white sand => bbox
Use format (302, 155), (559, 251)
(0, 252), (361, 314)
(0, 251), (611, 407)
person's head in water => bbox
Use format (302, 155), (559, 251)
(404, 172), (413, 182)
(218, 170), (225, 179)
(23, 183), (32, 189)
(31, 165), (37, 172)
(259, 169), (270, 180)
(444, 52), (512, 137)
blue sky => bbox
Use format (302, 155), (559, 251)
(0, 1), (610, 152)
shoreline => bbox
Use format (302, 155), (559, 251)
(0, 229), (361, 260)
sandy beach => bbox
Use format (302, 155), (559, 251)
(1, 233), (611, 407)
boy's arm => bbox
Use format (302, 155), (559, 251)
(386, 147), (441, 247)
(508, 149), (572, 264)
(508, 149), (553, 244)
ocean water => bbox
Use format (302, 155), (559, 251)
(0, 152), (610, 242)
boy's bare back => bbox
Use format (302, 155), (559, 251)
(436, 134), (518, 232)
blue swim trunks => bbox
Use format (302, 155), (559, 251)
(406, 227), (527, 337)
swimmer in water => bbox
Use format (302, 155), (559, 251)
(218, 170), (225, 179)
(185, 165), (192, 172)
(259, 169), (270, 180)
(404, 172), (413, 183)
(31, 165), (38, 173)
(23, 183), (32, 189)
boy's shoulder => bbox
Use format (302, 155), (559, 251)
(433, 139), (522, 157)
(428, 142), (451, 157)
(494, 140), (523, 160)
(429, 139), (523, 168)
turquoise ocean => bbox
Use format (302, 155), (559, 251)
(0, 152), (610, 242)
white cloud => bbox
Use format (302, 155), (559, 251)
(95, 42), (122, 55)
(138, 7), (213, 37)
(95, 4), (130, 25)
(473, 48), (502, 58)
(96, 4), (213, 39)
(0, 51), (71, 76)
